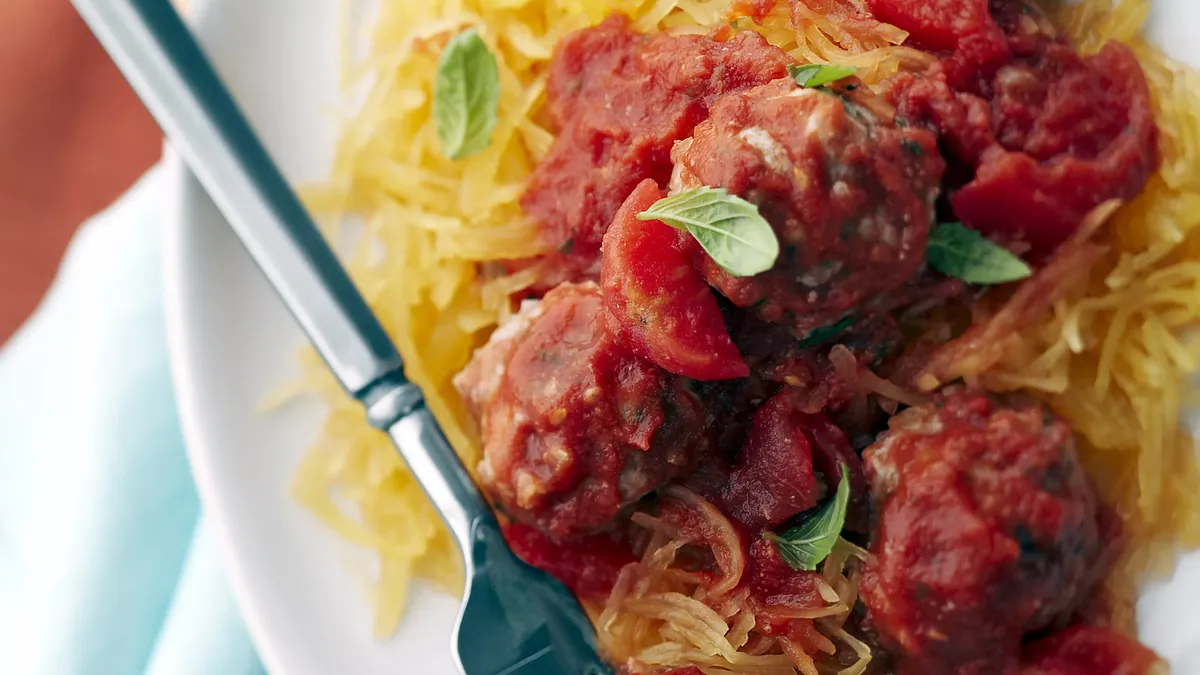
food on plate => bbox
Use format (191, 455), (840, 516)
(861, 390), (1112, 675)
(454, 281), (710, 537)
(292, 0), (1200, 670)
(521, 14), (794, 288)
(669, 76), (944, 334)
(601, 178), (750, 381)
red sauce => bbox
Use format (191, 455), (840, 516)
(738, 540), (835, 659)
(503, 522), (636, 601)
(744, 537), (827, 623)
(880, 0), (1159, 250)
(713, 388), (869, 532)
(790, 402), (870, 532)
(521, 14), (793, 287)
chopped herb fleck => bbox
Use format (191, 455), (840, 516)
(1014, 524), (1039, 557)
(785, 244), (799, 264)
(901, 139), (925, 156)
(799, 314), (856, 348)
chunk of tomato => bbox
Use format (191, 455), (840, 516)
(951, 43), (1159, 252)
(792, 407), (869, 533)
(601, 178), (749, 381)
(719, 391), (822, 531)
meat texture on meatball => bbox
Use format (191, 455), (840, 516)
(521, 14), (793, 287)
(860, 390), (1110, 675)
(670, 78), (944, 336)
(454, 282), (708, 538)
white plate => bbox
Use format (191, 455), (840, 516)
(164, 2), (1200, 674)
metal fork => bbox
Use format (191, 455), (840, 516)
(69, 1), (612, 673)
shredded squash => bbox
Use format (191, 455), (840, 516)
(283, 0), (1200, 667)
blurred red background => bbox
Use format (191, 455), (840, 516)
(0, 0), (161, 346)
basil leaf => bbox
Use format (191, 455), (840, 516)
(799, 314), (855, 348)
(638, 187), (780, 277)
(788, 63), (857, 88)
(434, 29), (500, 160)
(927, 222), (1032, 284)
(766, 466), (851, 571)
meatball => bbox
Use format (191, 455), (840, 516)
(520, 14), (793, 287)
(670, 78), (944, 336)
(454, 282), (708, 538)
(860, 390), (1109, 675)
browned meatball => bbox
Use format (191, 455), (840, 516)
(860, 390), (1110, 675)
(454, 282), (708, 538)
(670, 78), (944, 336)
(519, 14), (793, 288)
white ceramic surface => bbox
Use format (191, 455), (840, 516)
(163, 2), (1200, 674)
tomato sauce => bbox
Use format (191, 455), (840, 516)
(503, 522), (636, 601)
(744, 537), (827, 621)
(867, 0), (1001, 54)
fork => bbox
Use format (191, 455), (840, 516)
(69, 1), (613, 673)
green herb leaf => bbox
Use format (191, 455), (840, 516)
(766, 467), (851, 571)
(799, 314), (855, 348)
(927, 222), (1033, 284)
(788, 63), (857, 89)
(638, 187), (780, 277)
(434, 29), (500, 160)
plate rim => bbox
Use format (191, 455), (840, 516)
(162, 148), (293, 675)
